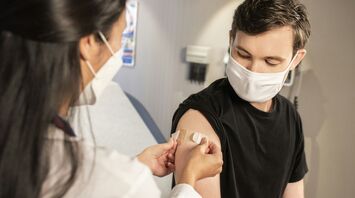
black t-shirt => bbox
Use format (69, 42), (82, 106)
(171, 78), (308, 198)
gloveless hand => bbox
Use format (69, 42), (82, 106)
(137, 138), (178, 177)
(177, 138), (223, 187)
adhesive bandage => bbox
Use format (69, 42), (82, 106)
(171, 129), (205, 144)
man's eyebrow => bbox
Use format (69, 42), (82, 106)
(265, 56), (286, 62)
(236, 45), (286, 62)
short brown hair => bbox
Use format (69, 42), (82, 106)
(231, 0), (311, 52)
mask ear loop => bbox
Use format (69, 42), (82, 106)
(287, 52), (299, 70)
(282, 52), (299, 83)
(85, 60), (97, 78)
(98, 31), (116, 56)
(84, 31), (116, 78)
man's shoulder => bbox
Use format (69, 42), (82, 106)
(172, 78), (231, 131)
(184, 78), (232, 105)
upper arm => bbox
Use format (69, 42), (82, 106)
(283, 180), (305, 198)
(174, 109), (221, 198)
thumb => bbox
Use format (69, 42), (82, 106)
(198, 137), (209, 153)
(160, 138), (176, 151)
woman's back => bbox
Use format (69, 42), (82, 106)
(0, 1), (126, 197)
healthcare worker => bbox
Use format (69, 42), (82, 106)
(0, 0), (223, 198)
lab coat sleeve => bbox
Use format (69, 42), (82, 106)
(169, 184), (202, 198)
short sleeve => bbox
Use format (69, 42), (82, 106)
(289, 114), (308, 183)
(171, 93), (224, 140)
(170, 79), (227, 138)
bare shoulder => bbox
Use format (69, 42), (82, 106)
(174, 109), (221, 198)
(176, 109), (221, 146)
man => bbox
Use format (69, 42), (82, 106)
(171, 0), (310, 197)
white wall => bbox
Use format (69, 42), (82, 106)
(115, 0), (239, 138)
(300, 0), (355, 197)
(115, 0), (355, 197)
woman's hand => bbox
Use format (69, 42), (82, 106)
(177, 138), (223, 187)
(137, 138), (178, 177)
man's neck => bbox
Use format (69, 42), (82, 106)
(250, 99), (273, 112)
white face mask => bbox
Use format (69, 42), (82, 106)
(75, 31), (123, 106)
(226, 48), (298, 103)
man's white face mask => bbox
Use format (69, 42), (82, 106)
(226, 41), (298, 103)
(75, 31), (123, 106)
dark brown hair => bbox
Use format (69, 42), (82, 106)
(231, 0), (311, 52)
(0, 0), (125, 198)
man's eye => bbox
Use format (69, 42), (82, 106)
(265, 59), (280, 66)
(237, 51), (250, 59)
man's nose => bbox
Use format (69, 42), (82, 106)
(245, 60), (259, 73)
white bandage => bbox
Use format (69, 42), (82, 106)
(192, 132), (203, 144)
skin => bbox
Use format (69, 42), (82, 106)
(231, 26), (306, 112)
(59, 10), (126, 117)
(59, 9), (223, 189)
(79, 11), (127, 90)
(175, 110), (222, 197)
(137, 137), (223, 188)
(174, 26), (307, 198)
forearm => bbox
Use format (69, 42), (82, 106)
(283, 180), (305, 198)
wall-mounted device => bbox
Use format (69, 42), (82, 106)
(186, 45), (211, 84)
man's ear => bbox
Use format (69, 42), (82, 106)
(291, 49), (307, 70)
(79, 34), (100, 62)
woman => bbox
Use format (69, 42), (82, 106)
(0, 0), (223, 197)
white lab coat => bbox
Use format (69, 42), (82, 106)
(42, 126), (201, 198)
(68, 82), (175, 196)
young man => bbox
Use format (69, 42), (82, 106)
(171, 0), (311, 197)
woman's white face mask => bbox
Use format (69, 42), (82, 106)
(226, 42), (298, 103)
(75, 31), (123, 106)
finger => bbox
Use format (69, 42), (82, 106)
(168, 152), (175, 162)
(205, 146), (211, 154)
(200, 137), (208, 145)
(167, 162), (176, 172)
(198, 137), (210, 153)
(170, 140), (178, 153)
(158, 138), (175, 152)
(167, 138), (175, 148)
(166, 153), (173, 161)
(167, 161), (175, 168)
(210, 151), (222, 163)
(208, 142), (221, 155)
(173, 139), (178, 149)
(165, 161), (174, 168)
(169, 151), (175, 159)
(176, 138), (182, 146)
(212, 152), (223, 166)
